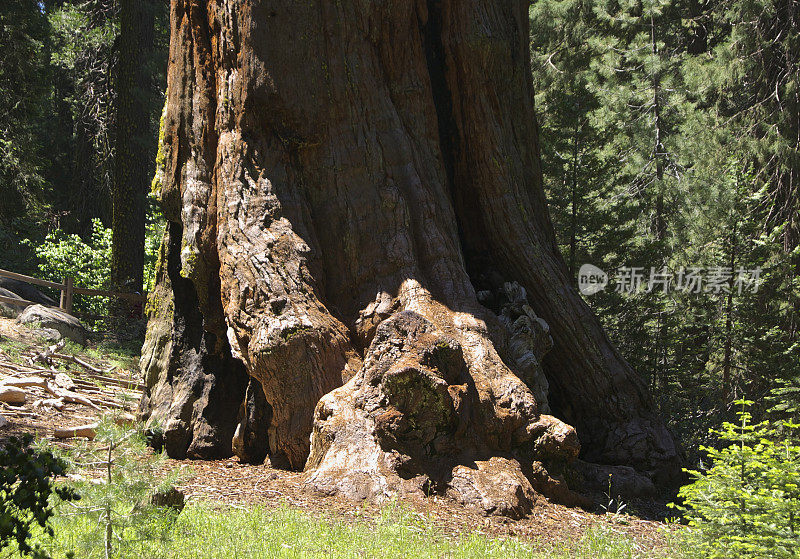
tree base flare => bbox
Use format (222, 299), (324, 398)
(138, 0), (681, 517)
(304, 310), (586, 516)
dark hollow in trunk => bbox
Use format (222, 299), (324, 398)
(139, 0), (680, 516)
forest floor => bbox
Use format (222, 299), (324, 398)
(0, 316), (681, 557)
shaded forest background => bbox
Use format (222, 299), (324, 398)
(0, 0), (797, 465)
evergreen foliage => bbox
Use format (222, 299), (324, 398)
(0, 0), (167, 265)
(0, 0), (51, 224)
(530, 0), (800, 460)
(55, 417), (181, 558)
(0, 434), (78, 559)
(674, 402), (800, 558)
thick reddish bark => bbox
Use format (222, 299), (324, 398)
(139, 0), (680, 515)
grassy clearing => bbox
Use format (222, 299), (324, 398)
(60, 337), (141, 371)
(0, 327), (139, 372)
(36, 501), (681, 559)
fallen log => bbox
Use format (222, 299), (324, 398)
(52, 413), (136, 439)
(53, 423), (98, 440)
(0, 377), (47, 389)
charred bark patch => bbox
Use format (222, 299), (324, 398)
(139, 222), (253, 459)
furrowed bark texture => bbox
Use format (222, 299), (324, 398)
(140, 0), (680, 514)
(112, 0), (154, 297)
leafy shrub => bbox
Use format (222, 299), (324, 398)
(0, 434), (78, 559)
(673, 401), (800, 558)
(24, 198), (164, 319)
(27, 218), (112, 317)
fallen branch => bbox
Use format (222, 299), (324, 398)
(51, 413), (135, 439)
(0, 377), (103, 410)
(1, 359), (143, 391)
(78, 372), (144, 391)
(33, 397), (66, 411)
(91, 400), (129, 410)
(3, 410), (37, 418)
(0, 361), (42, 373)
(52, 353), (115, 375)
(54, 423), (98, 440)
(0, 403), (37, 417)
(0, 363), (54, 376)
(31, 341), (66, 367)
(45, 383), (102, 410)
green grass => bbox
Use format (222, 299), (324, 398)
(34, 501), (679, 559)
(60, 337), (140, 370)
(0, 334), (138, 374)
(0, 337), (27, 364)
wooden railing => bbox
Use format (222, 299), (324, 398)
(0, 268), (146, 317)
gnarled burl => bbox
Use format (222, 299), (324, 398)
(139, 0), (680, 515)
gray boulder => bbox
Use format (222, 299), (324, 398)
(0, 287), (26, 318)
(0, 278), (57, 307)
(150, 486), (185, 511)
(17, 304), (88, 345)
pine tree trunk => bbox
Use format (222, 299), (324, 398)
(140, 0), (680, 515)
(111, 0), (154, 301)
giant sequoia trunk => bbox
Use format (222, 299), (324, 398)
(140, 0), (680, 515)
